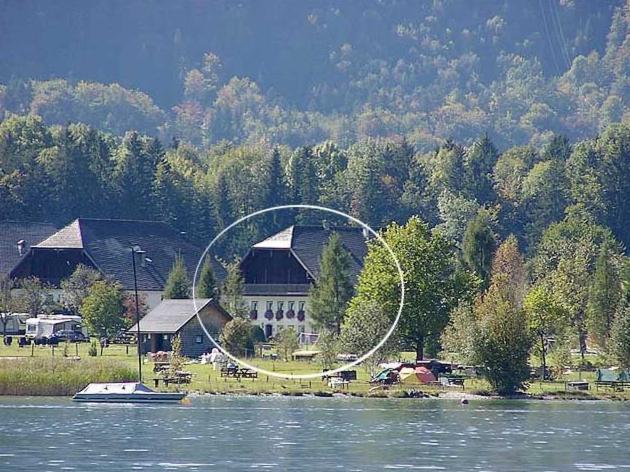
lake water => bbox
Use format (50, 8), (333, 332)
(0, 396), (628, 471)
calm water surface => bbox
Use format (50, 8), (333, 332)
(0, 396), (628, 471)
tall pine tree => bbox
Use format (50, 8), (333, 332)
(163, 254), (191, 299)
(196, 256), (218, 299)
(587, 238), (622, 348)
(221, 261), (247, 318)
(309, 233), (354, 334)
(462, 208), (497, 290)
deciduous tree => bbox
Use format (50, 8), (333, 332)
(81, 280), (126, 338)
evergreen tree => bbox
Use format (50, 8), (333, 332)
(309, 233), (354, 334)
(266, 148), (287, 207)
(262, 148), (290, 231)
(220, 318), (254, 357)
(610, 301), (630, 368)
(475, 276), (531, 395)
(163, 254), (191, 299)
(587, 238), (622, 348)
(196, 256), (218, 299)
(464, 134), (498, 204)
(214, 172), (231, 229)
(474, 238), (531, 394)
(287, 146), (318, 223)
(462, 209), (497, 290)
(220, 261), (247, 318)
(114, 131), (159, 219)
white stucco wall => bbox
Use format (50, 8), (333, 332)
(243, 294), (315, 338)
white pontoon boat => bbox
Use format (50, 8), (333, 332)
(72, 382), (185, 403)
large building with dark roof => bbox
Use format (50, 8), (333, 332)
(0, 221), (59, 279)
(239, 225), (368, 339)
(6, 218), (223, 310)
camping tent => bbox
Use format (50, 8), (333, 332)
(399, 366), (437, 384)
(372, 368), (398, 384)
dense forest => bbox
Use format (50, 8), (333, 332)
(0, 0), (628, 150)
(1, 1), (630, 369)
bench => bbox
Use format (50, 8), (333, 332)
(441, 376), (465, 389)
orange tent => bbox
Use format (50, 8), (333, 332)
(415, 366), (436, 383)
(399, 366), (437, 384)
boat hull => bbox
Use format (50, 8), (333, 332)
(72, 393), (185, 403)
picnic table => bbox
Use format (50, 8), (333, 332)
(322, 370), (356, 381)
(567, 380), (589, 391)
(153, 362), (170, 374)
(328, 377), (349, 389)
(238, 368), (258, 379)
(153, 371), (192, 388)
(220, 365), (239, 377)
(220, 366), (258, 379)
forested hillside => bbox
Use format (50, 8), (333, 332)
(0, 0), (627, 149)
(1, 0), (630, 368)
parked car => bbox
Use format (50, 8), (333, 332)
(52, 330), (88, 343)
(111, 329), (134, 344)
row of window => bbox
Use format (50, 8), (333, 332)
(250, 300), (306, 312)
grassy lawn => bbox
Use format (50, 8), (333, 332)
(0, 342), (628, 399)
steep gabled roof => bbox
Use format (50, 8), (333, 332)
(0, 221), (58, 276)
(253, 226), (293, 249)
(33, 218), (224, 291)
(35, 220), (82, 248)
(128, 298), (230, 333)
(290, 226), (368, 282)
(249, 225), (368, 283)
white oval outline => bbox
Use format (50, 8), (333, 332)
(192, 204), (405, 380)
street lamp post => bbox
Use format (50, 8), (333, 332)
(131, 246), (145, 383)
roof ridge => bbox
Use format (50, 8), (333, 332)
(0, 220), (58, 226)
(293, 224), (364, 231)
(76, 217), (168, 224)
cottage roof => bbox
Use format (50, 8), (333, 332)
(32, 218), (224, 291)
(0, 221), (58, 276)
(129, 298), (230, 334)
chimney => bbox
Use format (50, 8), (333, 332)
(140, 252), (147, 267)
(362, 227), (369, 239)
(17, 240), (26, 256)
(322, 220), (330, 231)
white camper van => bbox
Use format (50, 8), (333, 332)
(25, 315), (88, 343)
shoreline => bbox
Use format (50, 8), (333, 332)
(0, 389), (626, 401)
